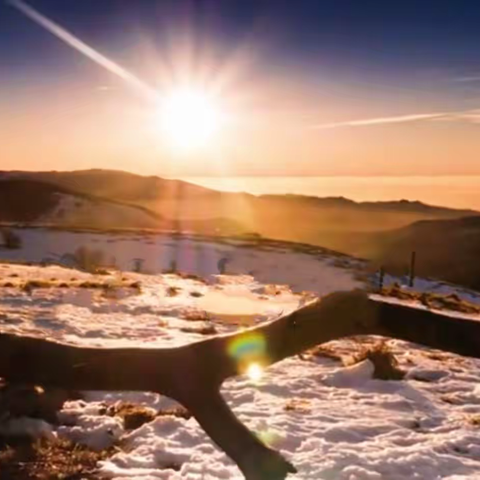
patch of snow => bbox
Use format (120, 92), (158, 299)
(323, 359), (375, 388)
(0, 228), (364, 296)
(38, 193), (159, 229)
(1, 236), (480, 478)
(58, 402), (124, 450)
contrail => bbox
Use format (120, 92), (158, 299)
(311, 112), (447, 130)
(310, 107), (480, 130)
(453, 76), (480, 83)
(7, 0), (159, 101)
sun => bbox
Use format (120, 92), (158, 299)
(157, 86), (225, 152)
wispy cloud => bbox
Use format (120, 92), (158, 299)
(445, 111), (480, 123)
(311, 109), (480, 130)
(452, 76), (480, 83)
(312, 113), (447, 130)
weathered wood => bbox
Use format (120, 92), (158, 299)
(0, 290), (479, 479)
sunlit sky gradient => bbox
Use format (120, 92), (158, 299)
(1, 0), (480, 177)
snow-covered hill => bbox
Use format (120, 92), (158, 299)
(1, 230), (480, 479)
(39, 193), (161, 229)
(0, 179), (161, 228)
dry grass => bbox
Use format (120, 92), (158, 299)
(351, 342), (405, 380)
(22, 280), (54, 292)
(440, 394), (462, 405)
(305, 344), (343, 362)
(181, 310), (211, 322)
(468, 414), (480, 426)
(379, 286), (480, 315)
(107, 403), (156, 431)
(428, 293), (480, 314)
(166, 286), (180, 297)
(0, 437), (113, 480)
(0, 279), (141, 293)
(180, 324), (217, 335)
(284, 398), (312, 413)
(175, 272), (207, 283)
(157, 406), (191, 421)
(108, 402), (192, 431)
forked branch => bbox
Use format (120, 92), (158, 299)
(1, 291), (479, 479)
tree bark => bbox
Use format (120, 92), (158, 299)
(0, 290), (479, 479)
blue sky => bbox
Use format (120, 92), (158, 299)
(1, 0), (480, 176)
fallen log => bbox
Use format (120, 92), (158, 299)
(0, 290), (479, 479)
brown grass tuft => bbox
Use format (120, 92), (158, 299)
(108, 402), (192, 430)
(175, 272), (207, 283)
(380, 286), (480, 315)
(284, 398), (311, 413)
(166, 286), (180, 297)
(0, 437), (113, 480)
(108, 402), (156, 430)
(157, 406), (191, 421)
(352, 342), (405, 380)
(468, 414), (480, 426)
(180, 325), (217, 335)
(181, 310), (211, 322)
(22, 280), (53, 292)
(306, 345), (343, 362)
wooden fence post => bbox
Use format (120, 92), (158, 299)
(378, 266), (385, 291)
(409, 251), (416, 287)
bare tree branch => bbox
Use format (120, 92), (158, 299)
(0, 290), (479, 479)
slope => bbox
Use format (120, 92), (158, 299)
(0, 178), (162, 228)
(371, 215), (480, 291)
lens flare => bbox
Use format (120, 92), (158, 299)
(246, 362), (264, 381)
(256, 428), (284, 447)
(228, 332), (266, 362)
(227, 332), (268, 379)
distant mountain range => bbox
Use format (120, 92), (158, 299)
(1, 169), (479, 289)
(2, 169), (476, 226)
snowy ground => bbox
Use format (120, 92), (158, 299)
(380, 274), (480, 308)
(1, 230), (480, 479)
(0, 263), (310, 347)
(0, 227), (367, 296)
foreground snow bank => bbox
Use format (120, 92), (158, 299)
(1, 260), (480, 478)
(92, 347), (480, 480)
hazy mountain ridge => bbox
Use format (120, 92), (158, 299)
(2, 169), (479, 289)
(0, 169), (228, 204)
(260, 193), (477, 215)
(3, 169), (476, 217)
